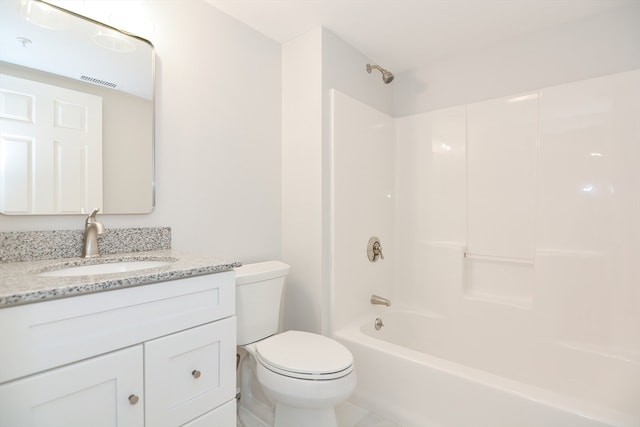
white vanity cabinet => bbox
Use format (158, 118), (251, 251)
(0, 345), (144, 427)
(0, 271), (236, 427)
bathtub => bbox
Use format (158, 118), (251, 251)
(334, 310), (640, 427)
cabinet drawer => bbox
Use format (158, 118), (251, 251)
(0, 345), (143, 427)
(0, 272), (234, 383)
(181, 400), (236, 427)
(145, 317), (236, 427)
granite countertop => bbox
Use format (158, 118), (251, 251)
(0, 250), (241, 307)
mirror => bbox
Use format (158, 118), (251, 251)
(0, 0), (154, 215)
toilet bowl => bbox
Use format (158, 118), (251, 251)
(235, 262), (356, 427)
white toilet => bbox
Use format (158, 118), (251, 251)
(235, 261), (356, 427)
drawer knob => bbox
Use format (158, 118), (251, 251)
(192, 369), (202, 379)
(128, 394), (139, 405)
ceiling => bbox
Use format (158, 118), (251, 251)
(205, 0), (635, 73)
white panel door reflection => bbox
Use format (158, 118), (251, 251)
(0, 73), (102, 214)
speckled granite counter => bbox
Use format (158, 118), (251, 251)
(0, 227), (172, 263)
(0, 250), (241, 307)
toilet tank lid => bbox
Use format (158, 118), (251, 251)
(235, 261), (290, 285)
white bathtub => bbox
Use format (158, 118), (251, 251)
(334, 310), (640, 427)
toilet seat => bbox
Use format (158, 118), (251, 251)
(255, 330), (354, 380)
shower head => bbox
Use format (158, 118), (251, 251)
(366, 64), (394, 84)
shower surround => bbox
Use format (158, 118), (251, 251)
(330, 70), (640, 427)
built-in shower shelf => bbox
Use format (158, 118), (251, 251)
(463, 251), (534, 307)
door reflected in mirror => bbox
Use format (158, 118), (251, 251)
(0, 0), (154, 215)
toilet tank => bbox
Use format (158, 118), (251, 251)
(235, 261), (290, 345)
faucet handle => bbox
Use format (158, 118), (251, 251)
(367, 236), (384, 262)
(85, 208), (105, 235)
(86, 208), (100, 224)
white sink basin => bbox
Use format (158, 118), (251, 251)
(38, 260), (172, 277)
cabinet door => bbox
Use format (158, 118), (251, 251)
(181, 400), (236, 427)
(0, 345), (143, 427)
(145, 317), (236, 427)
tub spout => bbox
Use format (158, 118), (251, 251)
(371, 294), (391, 307)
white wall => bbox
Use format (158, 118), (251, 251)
(0, 1), (283, 263)
(394, 3), (640, 116)
(281, 27), (323, 334)
(281, 27), (392, 334)
(322, 30), (394, 118)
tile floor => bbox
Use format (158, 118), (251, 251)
(335, 402), (400, 427)
(237, 401), (400, 427)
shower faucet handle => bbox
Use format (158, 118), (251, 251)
(367, 236), (384, 262)
(375, 241), (384, 260)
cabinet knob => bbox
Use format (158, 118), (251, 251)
(192, 369), (201, 379)
(128, 394), (140, 405)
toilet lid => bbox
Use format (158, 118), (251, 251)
(255, 330), (354, 380)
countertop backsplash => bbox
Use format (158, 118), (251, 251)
(0, 227), (172, 263)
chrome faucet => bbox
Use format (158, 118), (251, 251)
(371, 294), (391, 307)
(82, 208), (105, 258)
